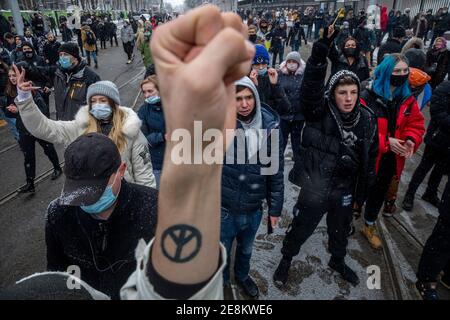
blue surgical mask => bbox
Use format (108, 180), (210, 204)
(90, 103), (112, 120)
(145, 96), (160, 104)
(257, 67), (267, 76)
(80, 174), (120, 214)
(59, 56), (72, 69)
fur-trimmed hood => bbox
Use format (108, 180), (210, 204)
(401, 37), (424, 54)
(279, 59), (306, 76)
(74, 105), (142, 140)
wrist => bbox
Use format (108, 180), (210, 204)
(17, 88), (32, 102)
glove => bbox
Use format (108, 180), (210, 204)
(309, 40), (329, 65)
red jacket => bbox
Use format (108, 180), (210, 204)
(380, 6), (388, 32)
(360, 92), (425, 177)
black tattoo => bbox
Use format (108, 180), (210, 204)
(161, 225), (202, 263)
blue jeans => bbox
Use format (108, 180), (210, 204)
(220, 208), (263, 284)
(86, 50), (97, 65)
(291, 40), (300, 52)
(0, 109), (19, 141)
(153, 169), (161, 189)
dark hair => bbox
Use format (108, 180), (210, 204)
(4, 32), (14, 40)
(341, 36), (359, 52)
(236, 85), (252, 94)
(336, 76), (359, 88)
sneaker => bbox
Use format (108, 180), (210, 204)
(328, 258), (360, 286)
(421, 192), (440, 208)
(416, 281), (439, 300)
(94, 63), (98, 69)
(441, 273), (450, 290)
(18, 181), (35, 194)
(402, 193), (415, 211)
(361, 224), (382, 249)
(236, 277), (259, 298)
(382, 200), (397, 217)
(273, 257), (291, 285)
(51, 168), (63, 180)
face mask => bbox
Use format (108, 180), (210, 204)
(257, 67), (267, 76)
(90, 103), (112, 120)
(249, 34), (257, 43)
(145, 96), (160, 104)
(80, 174), (120, 214)
(287, 62), (298, 72)
(24, 51), (33, 59)
(390, 73), (409, 87)
(343, 47), (357, 57)
(59, 56), (72, 69)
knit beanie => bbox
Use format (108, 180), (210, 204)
(253, 44), (270, 65)
(87, 81), (121, 105)
(286, 51), (302, 65)
(58, 42), (81, 62)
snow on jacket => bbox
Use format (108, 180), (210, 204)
(15, 94), (156, 188)
(289, 57), (378, 206)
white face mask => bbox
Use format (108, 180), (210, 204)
(287, 62), (299, 72)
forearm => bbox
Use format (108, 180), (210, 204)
(152, 150), (222, 284)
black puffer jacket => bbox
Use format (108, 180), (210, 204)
(289, 44), (378, 205)
(43, 40), (61, 65)
(425, 80), (450, 155)
(377, 38), (403, 65)
(45, 181), (158, 300)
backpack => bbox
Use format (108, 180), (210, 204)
(85, 30), (96, 45)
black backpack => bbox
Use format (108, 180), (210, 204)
(85, 30), (96, 45)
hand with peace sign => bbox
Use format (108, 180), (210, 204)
(13, 64), (41, 93)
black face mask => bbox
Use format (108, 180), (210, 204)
(24, 51), (34, 59)
(237, 105), (257, 123)
(249, 34), (257, 43)
(343, 47), (358, 57)
(390, 73), (409, 87)
(411, 85), (425, 96)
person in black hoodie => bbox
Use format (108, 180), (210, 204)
(45, 133), (158, 299)
(273, 26), (378, 287)
(328, 36), (371, 82)
(1, 67), (62, 193)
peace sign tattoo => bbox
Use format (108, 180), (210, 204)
(161, 225), (202, 263)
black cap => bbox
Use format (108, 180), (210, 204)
(59, 133), (121, 206)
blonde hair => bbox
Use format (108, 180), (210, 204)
(84, 97), (127, 153)
(140, 75), (159, 90)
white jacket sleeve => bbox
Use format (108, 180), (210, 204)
(130, 131), (156, 188)
(120, 239), (226, 300)
(15, 95), (81, 146)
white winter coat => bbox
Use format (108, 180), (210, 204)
(16, 95), (156, 188)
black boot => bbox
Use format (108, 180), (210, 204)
(416, 281), (439, 300)
(328, 257), (360, 286)
(18, 180), (35, 193)
(421, 192), (440, 207)
(51, 167), (63, 180)
(273, 257), (291, 285)
(402, 192), (415, 211)
(236, 277), (259, 298)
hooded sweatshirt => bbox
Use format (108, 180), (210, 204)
(234, 76), (263, 160)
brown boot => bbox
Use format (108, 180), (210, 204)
(361, 224), (382, 249)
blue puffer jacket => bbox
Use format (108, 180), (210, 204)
(221, 78), (284, 217)
(138, 100), (166, 171)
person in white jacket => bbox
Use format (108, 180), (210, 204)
(12, 67), (156, 189)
